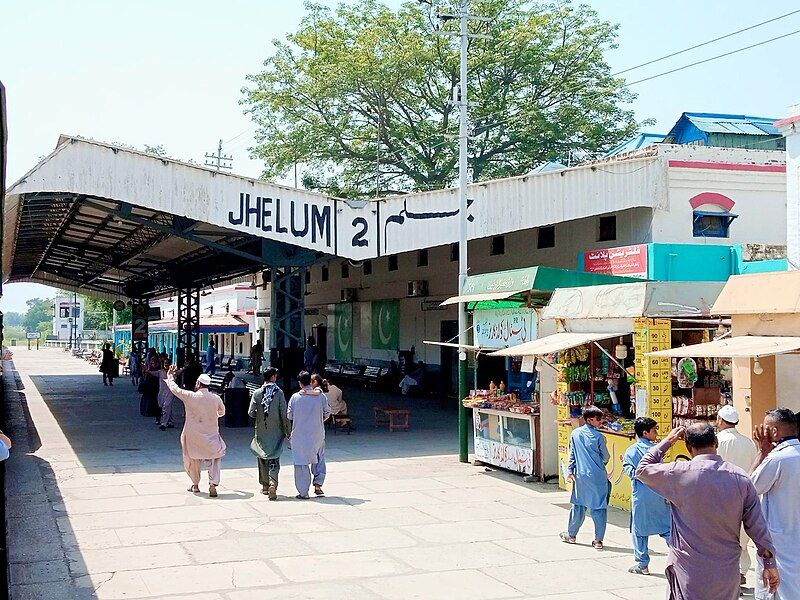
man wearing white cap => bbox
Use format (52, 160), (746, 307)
(166, 366), (227, 497)
(717, 404), (758, 585)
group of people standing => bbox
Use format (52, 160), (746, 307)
(562, 403), (799, 599)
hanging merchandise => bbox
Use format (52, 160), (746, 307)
(560, 345), (589, 366)
(677, 357), (698, 389)
(606, 365), (621, 415)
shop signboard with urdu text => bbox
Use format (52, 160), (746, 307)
(583, 244), (648, 279)
(474, 308), (537, 349)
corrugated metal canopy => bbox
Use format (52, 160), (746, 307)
(648, 335), (800, 358)
(489, 331), (629, 357)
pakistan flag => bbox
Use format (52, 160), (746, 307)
(371, 300), (399, 350)
(334, 303), (353, 361)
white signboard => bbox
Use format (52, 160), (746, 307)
(26, 332), (41, 339)
(474, 308), (537, 349)
(474, 438), (534, 475)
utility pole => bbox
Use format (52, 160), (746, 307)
(432, 0), (490, 463)
(204, 139), (233, 172)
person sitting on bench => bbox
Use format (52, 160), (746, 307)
(312, 374), (346, 416)
(399, 361), (426, 396)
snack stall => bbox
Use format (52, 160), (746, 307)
(647, 271), (800, 435)
(440, 266), (639, 479)
(490, 281), (725, 510)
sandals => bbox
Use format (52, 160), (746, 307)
(314, 486), (325, 497)
(559, 532), (576, 544)
(188, 485), (200, 494)
(591, 540), (604, 550)
(209, 485), (218, 498)
(295, 494), (310, 500)
(628, 565), (649, 575)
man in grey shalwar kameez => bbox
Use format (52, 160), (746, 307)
(249, 367), (290, 500)
(637, 423), (780, 600)
(287, 371), (331, 499)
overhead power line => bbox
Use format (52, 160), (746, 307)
(625, 28), (800, 86)
(613, 7), (800, 76)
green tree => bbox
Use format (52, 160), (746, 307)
(3, 312), (23, 326)
(3, 325), (26, 342)
(81, 296), (132, 329)
(22, 298), (53, 333)
(242, 0), (639, 198)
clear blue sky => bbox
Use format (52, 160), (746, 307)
(2, 0), (799, 313)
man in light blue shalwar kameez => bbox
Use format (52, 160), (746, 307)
(287, 371), (331, 499)
(560, 405), (611, 548)
(622, 417), (671, 575)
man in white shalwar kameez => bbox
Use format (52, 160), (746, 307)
(751, 408), (800, 600)
(287, 371), (330, 499)
(166, 368), (226, 497)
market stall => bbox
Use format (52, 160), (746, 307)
(645, 272), (800, 438)
(439, 266), (638, 479)
(491, 281), (725, 509)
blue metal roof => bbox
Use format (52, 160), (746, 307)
(604, 132), (665, 157)
(664, 112), (781, 144)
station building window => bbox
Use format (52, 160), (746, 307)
(537, 225), (555, 249)
(321, 265), (329, 282)
(490, 235), (505, 255)
(341, 262), (349, 279)
(693, 210), (736, 238)
(598, 216), (617, 242)
(388, 255), (398, 271)
(363, 260), (372, 275)
(418, 249), (429, 267)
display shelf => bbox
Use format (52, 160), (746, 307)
(473, 407), (540, 476)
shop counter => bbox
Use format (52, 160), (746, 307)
(472, 407), (541, 477)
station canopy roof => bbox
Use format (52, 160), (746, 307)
(4, 135), (666, 301)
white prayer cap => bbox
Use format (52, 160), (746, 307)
(197, 374), (212, 386)
(718, 404), (739, 424)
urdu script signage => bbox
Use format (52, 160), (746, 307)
(583, 244), (648, 279)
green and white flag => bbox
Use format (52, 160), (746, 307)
(371, 299), (399, 350)
(334, 303), (353, 361)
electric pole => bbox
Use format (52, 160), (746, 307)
(431, 0), (490, 463)
(204, 139), (233, 172)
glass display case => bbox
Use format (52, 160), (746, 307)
(473, 408), (540, 476)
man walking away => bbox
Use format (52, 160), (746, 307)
(560, 405), (611, 549)
(157, 358), (175, 431)
(204, 340), (217, 375)
(250, 339), (264, 377)
(287, 371), (330, 499)
(100, 343), (115, 386)
(249, 367), (291, 500)
(751, 408), (800, 600)
(636, 423), (779, 600)
(166, 369), (226, 498)
(716, 404), (758, 585)
(622, 417), (671, 575)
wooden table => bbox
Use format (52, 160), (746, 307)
(373, 407), (409, 432)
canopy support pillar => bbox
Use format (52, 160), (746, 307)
(131, 298), (149, 368)
(269, 266), (306, 395)
(177, 287), (200, 367)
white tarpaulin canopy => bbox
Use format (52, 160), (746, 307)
(489, 331), (629, 357)
(647, 335), (800, 358)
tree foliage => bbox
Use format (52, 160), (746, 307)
(82, 295), (132, 330)
(22, 298), (53, 333)
(243, 0), (639, 198)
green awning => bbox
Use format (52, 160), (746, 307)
(442, 266), (642, 308)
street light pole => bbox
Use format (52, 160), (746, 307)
(456, 0), (470, 464)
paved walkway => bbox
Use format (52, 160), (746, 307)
(2, 347), (749, 599)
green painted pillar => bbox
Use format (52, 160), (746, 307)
(458, 355), (469, 463)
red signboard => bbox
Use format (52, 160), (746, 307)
(583, 244), (648, 279)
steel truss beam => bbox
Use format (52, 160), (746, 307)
(270, 266), (305, 349)
(177, 287), (201, 367)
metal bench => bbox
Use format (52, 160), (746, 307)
(359, 365), (385, 388)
